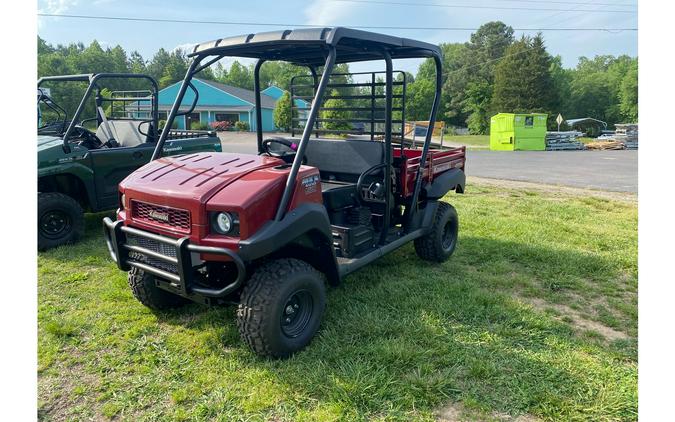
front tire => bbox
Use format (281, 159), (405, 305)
(128, 261), (189, 310)
(414, 201), (458, 262)
(38, 192), (85, 251)
(237, 258), (326, 358)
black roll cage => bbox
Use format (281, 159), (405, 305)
(37, 73), (160, 153)
(151, 28), (443, 233)
(37, 88), (68, 134)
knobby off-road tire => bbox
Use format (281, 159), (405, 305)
(414, 201), (459, 263)
(128, 254), (189, 310)
(38, 192), (85, 251)
(237, 258), (326, 358)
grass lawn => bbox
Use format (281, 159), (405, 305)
(38, 180), (637, 421)
(442, 135), (490, 149)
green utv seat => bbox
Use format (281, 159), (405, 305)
(95, 120), (146, 148)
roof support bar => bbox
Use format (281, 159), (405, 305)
(61, 75), (97, 153)
(309, 66), (319, 138)
(253, 59), (266, 153)
(274, 46), (337, 221)
(152, 58), (202, 160)
(49, 73), (159, 154)
(379, 49), (393, 245)
(194, 54), (224, 75)
(405, 53), (443, 229)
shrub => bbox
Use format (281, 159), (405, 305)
(190, 121), (210, 131)
(158, 119), (178, 129)
(273, 91), (293, 131)
(234, 121), (250, 131)
(210, 120), (233, 131)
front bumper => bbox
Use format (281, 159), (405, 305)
(102, 217), (246, 299)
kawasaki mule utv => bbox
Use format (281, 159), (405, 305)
(103, 28), (466, 357)
(37, 73), (222, 250)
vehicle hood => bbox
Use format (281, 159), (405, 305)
(120, 152), (284, 207)
(37, 135), (63, 151)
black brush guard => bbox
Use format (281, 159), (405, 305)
(102, 217), (246, 299)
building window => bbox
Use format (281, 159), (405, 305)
(158, 111), (168, 121)
(525, 116), (534, 127)
(186, 113), (200, 129)
(215, 113), (239, 123)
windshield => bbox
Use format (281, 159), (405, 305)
(37, 76), (158, 142)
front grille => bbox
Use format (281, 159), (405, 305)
(131, 200), (191, 233)
(127, 233), (178, 274)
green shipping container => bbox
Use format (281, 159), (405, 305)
(489, 113), (548, 151)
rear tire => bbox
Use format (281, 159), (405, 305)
(128, 259), (189, 310)
(414, 201), (458, 262)
(237, 258), (326, 358)
(38, 192), (85, 251)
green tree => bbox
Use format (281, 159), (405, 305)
(157, 50), (189, 88)
(566, 55), (637, 126)
(406, 77), (435, 121)
(443, 22), (514, 130)
(619, 60), (638, 122)
(549, 55), (573, 117)
(321, 89), (351, 131)
(413, 42), (464, 125)
(491, 34), (559, 128)
(129, 51), (147, 74)
(273, 91), (293, 131)
(222, 61), (253, 89)
(260, 61), (310, 90)
(464, 81), (492, 134)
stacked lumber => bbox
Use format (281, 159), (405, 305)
(545, 131), (585, 150)
(613, 124), (638, 149)
(585, 141), (625, 150)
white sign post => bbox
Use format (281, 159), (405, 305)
(556, 113), (564, 132)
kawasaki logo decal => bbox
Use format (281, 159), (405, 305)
(149, 210), (170, 223)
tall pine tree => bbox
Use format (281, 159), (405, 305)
(491, 34), (559, 123)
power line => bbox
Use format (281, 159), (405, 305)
(450, 0), (635, 6)
(331, 0), (636, 14)
(447, 0), (636, 6)
(37, 14), (638, 32)
(532, 0), (598, 26)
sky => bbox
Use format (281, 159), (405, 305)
(37, 0), (638, 76)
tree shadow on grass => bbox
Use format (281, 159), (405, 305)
(40, 214), (637, 420)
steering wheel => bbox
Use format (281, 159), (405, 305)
(356, 163), (389, 204)
(261, 138), (306, 164)
(70, 125), (102, 149)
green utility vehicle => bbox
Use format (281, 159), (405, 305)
(38, 73), (222, 250)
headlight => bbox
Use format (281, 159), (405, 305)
(216, 212), (232, 233)
(210, 211), (239, 235)
(120, 193), (126, 209)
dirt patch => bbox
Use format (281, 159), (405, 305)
(523, 297), (629, 341)
(436, 401), (541, 421)
(468, 177), (637, 203)
(38, 359), (102, 421)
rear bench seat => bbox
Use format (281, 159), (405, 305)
(290, 137), (386, 211)
(301, 137), (385, 182)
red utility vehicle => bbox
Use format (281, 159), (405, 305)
(104, 27), (465, 357)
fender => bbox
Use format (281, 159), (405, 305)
(38, 163), (98, 212)
(238, 203), (340, 284)
(424, 168), (465, 199)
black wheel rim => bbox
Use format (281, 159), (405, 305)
(441, 219), (457, 251)
(39, 210), (72, 240)
(280, 289), (313, 338)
